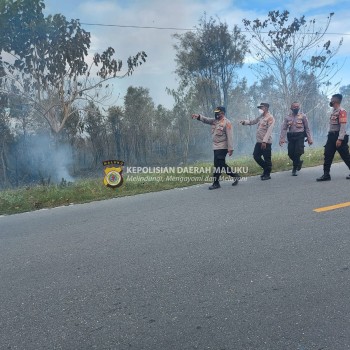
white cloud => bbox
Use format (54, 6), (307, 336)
(44, 0), (350, 107)
(74, 0), (261, 107)
(284, 0), (339, 14)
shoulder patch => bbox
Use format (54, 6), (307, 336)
(339, 110), (347, 123)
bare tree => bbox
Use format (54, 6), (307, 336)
(242, 10), (342, 118)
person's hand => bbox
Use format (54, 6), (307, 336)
(279, 140), (285, 147)
(261, 142), (267, 150)
(228, 150), (233, 156)
(336, 139), (342, 148)
(308, 139), (313, 146)
(191, 114), (200, 119)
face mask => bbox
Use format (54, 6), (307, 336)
(258, 109), (264, 114)
(215, 112), (220, 119)
(329, 101), (334, 107)
(292, 108), (299, 115)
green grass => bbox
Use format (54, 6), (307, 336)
(0, 147), (341, 216)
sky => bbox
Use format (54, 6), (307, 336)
(43, 0), (350, 109)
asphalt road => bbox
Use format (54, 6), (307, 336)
(1, 163), (350, 350)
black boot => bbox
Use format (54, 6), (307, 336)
(316, 173), (331, 182)
(231, 173), (240, 186)
(297, 160), (303, 171)
(292, 166), (297, 176)
(209, 182), (220, 190)
(261, 167), (271, 180)
(261, 172), (271, 180)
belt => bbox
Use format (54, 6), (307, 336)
(287, 132), (304, 135)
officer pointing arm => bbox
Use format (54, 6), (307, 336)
(191, 107), (239, 189)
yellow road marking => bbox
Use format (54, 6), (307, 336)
(314, 202), (350, 213)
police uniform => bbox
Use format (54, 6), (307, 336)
(317, 106), (350, 180)
(242, 104), (275, 179)
(196, 107), (239, 189)
(280, 112), (312, 175)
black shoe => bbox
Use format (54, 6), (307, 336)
(316, 174), (331, 182)
(209, 183), (220, 190)
(297, 160), (303, 171)
(261, 175), (271, 180)
(346, 174), (350, 180)
(292, 168), (297, 176)
(232, 173), (240, 186)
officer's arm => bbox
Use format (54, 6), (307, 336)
(279, 118), (288, 143)
(263, 117), (275, 143)
(338, 110), (347, 140)
(197, 115), (216, 125)
(248, 117), (260, 125)
(226, 121), (234, 152)
(303, 115), (313, 143)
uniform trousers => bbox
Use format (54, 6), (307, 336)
(287, 132), (305, 168)
(324, 132), (350, 173)
(253, 143), (272, 175)
(213, 149), (237, 183)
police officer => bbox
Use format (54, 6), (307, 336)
(317, 94), (350, 181)
(240, 103), (275, 180)
(192, 106), (239, 190)
(279, 102), (313, 176)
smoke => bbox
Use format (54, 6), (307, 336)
(12, 133), (75, 185)
(51, 143), (75, 183)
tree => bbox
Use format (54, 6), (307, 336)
(167, 86), (195, 164)
(0, 107), (13, 187)
(173, 15), (248, 115)
(0, 0), (146, 134)
(107, 106), (124, 160)
(123, 86), (155, 164)
(242, 10), (342, 117)
(84, 102), (107, 167)
(151, 104), (174, 162)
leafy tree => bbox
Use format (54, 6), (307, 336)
(0, 107), (13, 186)
(152, 104), (174, 162)
(84, 102), (109, 167)
(242, 10), (342, 117)
(173, 15), (248, 115)
(123, 86), (155, 164)
(167, 86), (195, 164)
(107, 106), (124, 159)
(0, 0), (146, 134)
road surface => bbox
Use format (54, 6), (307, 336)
(1, 163), (350, 350)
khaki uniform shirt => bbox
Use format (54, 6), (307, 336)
(242, 113), (275, 144)
(329, 107), (347, 140)
(280, 112), (313, 143)
(198, 115), (234, 151)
